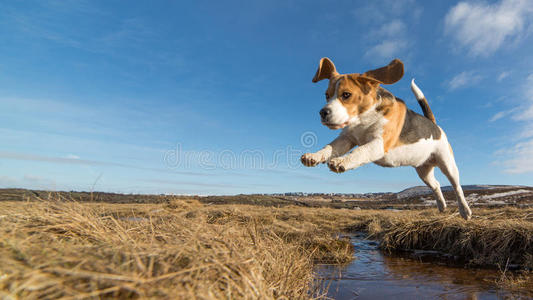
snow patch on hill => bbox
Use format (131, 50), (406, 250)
(396, 185), (529, 199)
(482, 189), (531, 199)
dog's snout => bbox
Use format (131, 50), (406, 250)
(320, 108), (331, 119)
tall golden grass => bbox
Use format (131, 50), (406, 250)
(0, 199), (353, 299)
(377, 208), (533, 269)
(0, 197), (532, 299)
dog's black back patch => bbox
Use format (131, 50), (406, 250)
(399, 102), (442, 143)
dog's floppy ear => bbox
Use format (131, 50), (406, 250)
(352, 75), (381, 95)
(363, 59), (404, 84)
(312, 57), (339, 83)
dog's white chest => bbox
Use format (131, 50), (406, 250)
(375, 138), (438, 168)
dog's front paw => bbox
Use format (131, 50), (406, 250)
(301, 153), (324, 167)
(328, 157), (347, 173)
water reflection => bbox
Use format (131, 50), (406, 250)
(316, 233), (530, 300)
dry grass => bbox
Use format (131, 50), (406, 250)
(0, 199), (353, 299)
(0, 198), (532, 299)
(376, 208), (533, 269)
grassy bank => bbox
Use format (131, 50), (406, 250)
(0, 199), (353, 299)
(0, 198), (532, 298)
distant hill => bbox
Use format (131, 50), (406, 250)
(396, 185), (528, 199)
(0, 184), (532, 209)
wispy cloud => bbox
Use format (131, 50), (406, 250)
(365, 39), (408, 61)
(448, 71), (483, 90)
(500, 140), (533, 173)
(490, 108), (517, 122)
(444, 0), (533, 56)
(497, 71), (511, 82)
(0, 151), (214, 177)
(23, 174), (56, 187)
(364, 18), (410, 61)
(352, 0), (418, 23)
(0, 174), (57, 190)
(497, 74), (533, 173)
(513, 74), (533, 120)
(143, 179), (273, 189)
(445, 2), (533, 174)
(0, 175), (19, 188)
(0, 94), (223, 147)
(372, 19), (407, 37)
(517, 123), (533, 139)
(355, 0), (418, 62)
(0, 2), (183, 74)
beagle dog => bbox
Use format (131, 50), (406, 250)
(301, 58), (472, 220)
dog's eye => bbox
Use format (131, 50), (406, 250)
(342, 92), (351, 100)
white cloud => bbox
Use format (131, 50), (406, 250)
(352, 0), (417, 23)
(0, 151), (211, 177)
(511, 74), (533, 121)
(517, 123), (533, 139)
(497, 71), (511, 81)
(23, 174), (56, 187)
(365, 39), (408, 61)
(65, 154), (80, 159)
(0, 175), (18, 187)
(356, 1), (419, 62)
(490, 108), (516, 122)
(490, 112), (505, 122)
(501, 140), (533, 173)
(498, 74), (533, 173)
(444, 0), (533, 56)
(448, 71), (483, 90)
(0, 174), (57, 190)
(364, 18), (410, 61)
(514, 105), (533, 122)
(374, 20), (407, 37)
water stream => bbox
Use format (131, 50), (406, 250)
(316, 233), (531, 300)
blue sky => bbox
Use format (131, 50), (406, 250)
(1, 0), (533, 195)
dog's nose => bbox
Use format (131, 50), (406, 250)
(320, 108), (331, 119)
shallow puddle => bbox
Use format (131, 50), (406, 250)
(316, 233), (531, 300)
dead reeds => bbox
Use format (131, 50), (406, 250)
(0, 198), (532, 299)
(0, 199), (351, 299)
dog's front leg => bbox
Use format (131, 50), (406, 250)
(328, 138), (384, 173)
(301, 135), (355, 167)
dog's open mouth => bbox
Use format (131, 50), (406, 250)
(323, 121), (349, 130)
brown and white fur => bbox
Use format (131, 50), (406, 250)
(301, 58), (472, 220)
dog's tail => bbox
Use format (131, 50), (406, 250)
(411, 79), (436, 124)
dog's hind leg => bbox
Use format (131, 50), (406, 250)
(437, 146), (472, 220)
(415, 164), (446, 212)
